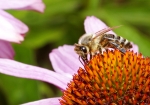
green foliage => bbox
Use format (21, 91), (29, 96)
(1, 0), (150, 104)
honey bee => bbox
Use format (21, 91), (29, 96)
(74, 26), (132, 64)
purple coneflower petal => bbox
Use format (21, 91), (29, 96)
(50, 45), (83, 75)
(131, 44), (138, 53)
(0, 40), (14, 59)
(0, 59), (70, 90)
(0, 10), (28, 43)
(22, 97), (60, 105)
(84, 16), (116, 35)
(0, 0), (45, 13)
(18, 1), (45, 13)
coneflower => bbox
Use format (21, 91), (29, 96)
(60, 50), (150, 105)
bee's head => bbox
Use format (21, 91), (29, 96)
(78, 34), (93, 45)
(74, 44), (89, 57)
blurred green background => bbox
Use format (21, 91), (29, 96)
(0, 0), (150, 104)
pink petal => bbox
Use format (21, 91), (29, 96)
(50, 45), (83, 75)
(0, 59), (70, 90)
(0, 40), (14, 59)
(84, 16), (116, 35)
(0, 10), (28, 43)
(130, 43), (139, 53)
(19, 1), (45, 13)
(22, 97), (60, 105)
(0, 0), (45, 13)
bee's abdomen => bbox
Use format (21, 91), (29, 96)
(115, 36), (132, 49)
(101, 34), (132, 50)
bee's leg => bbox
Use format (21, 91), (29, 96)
(99, 47), (102, 54)
(96, 46), (103, 54)
(109, 41), (126, 53)
(119, 48), (126, 54)
(90, 54), (92, 60)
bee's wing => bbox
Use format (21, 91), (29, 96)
(92, 25), (122, 40)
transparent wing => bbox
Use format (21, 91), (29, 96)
(92, 25), (122, 39)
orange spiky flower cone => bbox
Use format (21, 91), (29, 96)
(60, 50), (150, 105)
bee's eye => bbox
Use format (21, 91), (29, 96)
(80, 46), (87, 53)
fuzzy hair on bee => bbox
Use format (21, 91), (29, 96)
(74, 26), (132, 64)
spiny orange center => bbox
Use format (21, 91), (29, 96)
(60, 50), (150, 105)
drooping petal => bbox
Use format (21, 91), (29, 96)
(0, 59), (70, 90)
(0, 10), (28, 43)
(0, 40), (14, 59)
(84, 16), (116, 35)
(21, 97), (60, 105)
(0, 0), (45, 13)
(50, 45), (83, 75)
(18, 1), (45, 13)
